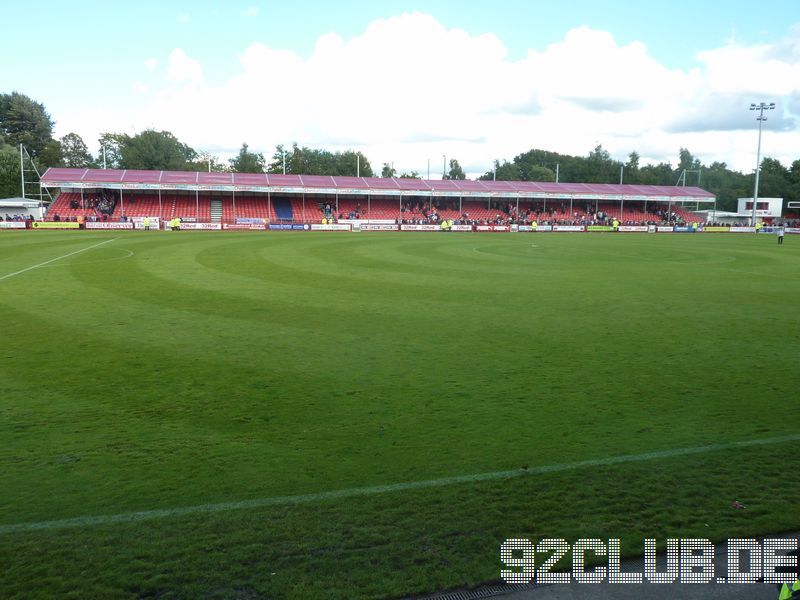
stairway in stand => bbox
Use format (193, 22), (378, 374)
(210, 198), (223, 223)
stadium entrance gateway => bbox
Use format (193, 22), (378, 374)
(38, 167), (716, 228)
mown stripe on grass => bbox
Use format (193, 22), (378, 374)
(2, 433), (798, 535)
(0, 238), (116, 281)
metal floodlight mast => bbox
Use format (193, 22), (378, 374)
(749, 101), (775, 226)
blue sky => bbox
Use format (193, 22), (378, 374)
(5, 1), (800, 175)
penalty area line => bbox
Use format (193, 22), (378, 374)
(2, 433), (799, 535)
(0, 238), (117, 282)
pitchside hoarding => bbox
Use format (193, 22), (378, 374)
(268, 224), (308, 231)
(223, 223), (266, 230)
(31, 221), (80, 229)
(85, 222), (134, 230)
(164, 222), (223, 230)
(401, 224), (440, 231)
(310, 224), (351, 231)
(359, 224), (399, 231)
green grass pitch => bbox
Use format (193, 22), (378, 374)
(1, 230), (799, 598)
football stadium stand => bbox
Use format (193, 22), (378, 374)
(39, 167), (716, 226)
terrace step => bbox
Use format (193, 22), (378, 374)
(210, 198), (223, 223)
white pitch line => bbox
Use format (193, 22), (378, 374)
(1, 433), (798, 535)
(0, 238), (116, 281)
(39, 248), (135, 267)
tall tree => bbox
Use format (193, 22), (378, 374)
(527, 165), (556, 181)
(38, 139), (64, 168)
(188, 151), (227, 172)
(97, 133), (128, 169)
(60, 133), (93, 168)
(336, 150), (373, 177)
(381, 163), (397, 178)
(623, 151), (641, 184)
(678, 147), (701, 172)
(119, 130), (197, 170)
(229, 143), (265, 173)
(478, 159), (522, 181)
(266, 143), (373, 177)
(267, 144), (289, 174)
(0, 92), (54, 157)
(445, 158), (466, 180)
(585, 143), (621, 183)
(757, 157), (789, 199)
(0, 143), (20, 198)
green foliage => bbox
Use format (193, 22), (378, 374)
(444, 158), (466, 180)
(0, 144), (20, 197)
(0, 92), (54, 157)
(758, 157), (789, 198)
(118, 130), (198, 170)
(478, 159), (522, 181)
(626, 151), (640, 171)
(480, 144), (800, 212)
(229, 142), (265, 173)
(381, 162), (397, 178)
(95, 130), (199, 171)
(678, 147), (701, 172)
(37, 138), (63, 169)
(267, 143), (373, 177)
(97, 132), (127, 169)
(59, 133), (93, 168)
(399, 170), (421, 179)
(186, 151), (227, 172)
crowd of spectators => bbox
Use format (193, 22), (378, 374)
(317, 199), (800, 229)
(67, 190), (118, 219)
(3, 213), (34, 222)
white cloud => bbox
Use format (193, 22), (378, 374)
(241, 5), (258, 17)
(144, 58), (158, 72)
(64, 12), (800, 176)
(164, 48), (203, 85)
